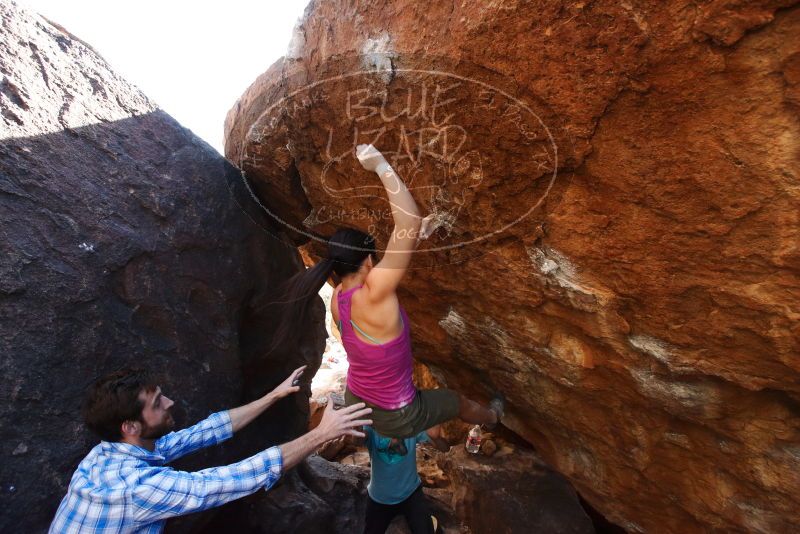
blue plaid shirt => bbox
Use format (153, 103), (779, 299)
(49, 411), (282, 533)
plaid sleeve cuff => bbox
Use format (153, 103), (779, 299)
(209, 411), (234, 444)
(259, 446), (283, 491)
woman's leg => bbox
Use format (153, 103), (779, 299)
(409, 389), (503, 436)
(457, 393), (498, 426)
(364, 496), (398, 534)
(425, 425), (451, 452)
(400, 486), (435, 534)
(368, 389), (505, 439)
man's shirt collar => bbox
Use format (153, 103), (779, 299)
(99, 440), (166, 464)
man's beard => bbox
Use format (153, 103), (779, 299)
(140, 413), (175, 440)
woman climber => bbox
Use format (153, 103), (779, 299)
(273, 144), (503, 453)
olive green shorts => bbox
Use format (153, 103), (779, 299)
(345, 387), (460, 439)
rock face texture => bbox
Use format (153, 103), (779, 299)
(226, 0), (800, 532)
(440, 445), (594, 534)
(0, 1), (324, 531)
(199, 455), (370, 534)
(200, 453), (463, 534)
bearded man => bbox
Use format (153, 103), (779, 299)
(50, 366), (371, 533)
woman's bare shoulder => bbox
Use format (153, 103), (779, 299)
(351, 286), (400, 327)
(331, 284), (342, 318)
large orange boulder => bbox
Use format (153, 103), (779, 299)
(225, 1), (800, 531)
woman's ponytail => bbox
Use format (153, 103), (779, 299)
(268, 257), (335, 355)
(268, 228), (376, 356)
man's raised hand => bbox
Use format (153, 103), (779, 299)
(271, 365), (306, 400)
(229, 365), (307, 433)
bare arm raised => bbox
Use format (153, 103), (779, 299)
(355, 144), (421, 303)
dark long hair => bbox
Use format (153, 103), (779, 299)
(269, 228), (377, 354)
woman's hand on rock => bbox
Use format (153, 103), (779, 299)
(356, 144), (389, 174)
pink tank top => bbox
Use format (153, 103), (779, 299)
(337, 286), (417, 410)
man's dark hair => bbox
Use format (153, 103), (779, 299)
(82, 368), (157, 442)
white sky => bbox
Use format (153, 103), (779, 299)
(17, 0), (310, 154)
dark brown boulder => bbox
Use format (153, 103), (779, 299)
(198, 455), (370, 534)
(203, 454), (465, 534)
(0, 1), (325, 531)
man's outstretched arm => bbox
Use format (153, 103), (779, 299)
(156, 366), (306, 462)
(132, 399), (372, 523)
